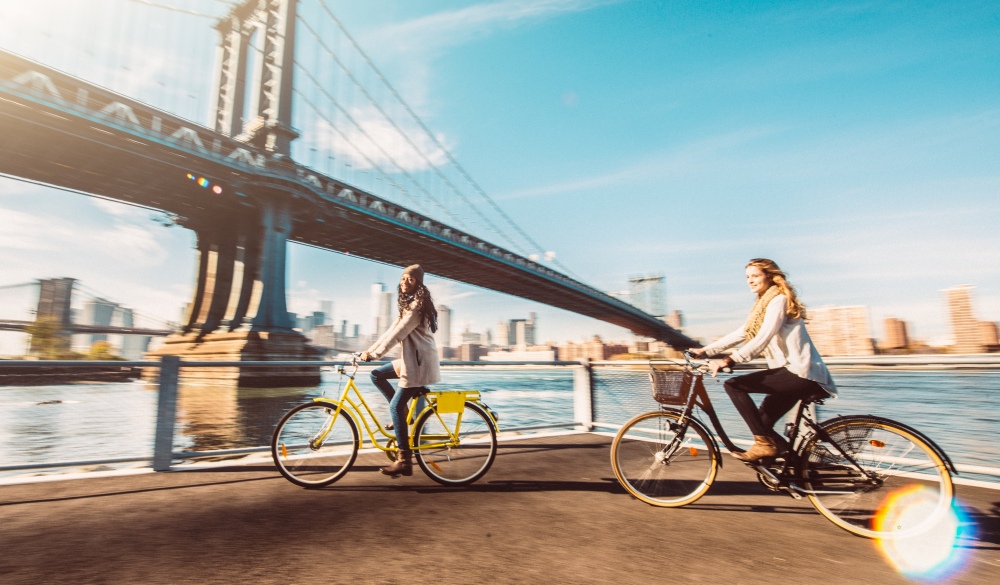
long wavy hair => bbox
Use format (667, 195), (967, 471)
(747, 258), (806, 319)
(397, 282), (438, 333)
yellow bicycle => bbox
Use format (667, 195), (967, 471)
(271, 355), (499, 488)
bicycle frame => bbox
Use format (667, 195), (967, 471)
(308, 361), (497, 454)
(670, 364), (956, 497)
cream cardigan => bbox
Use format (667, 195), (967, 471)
(701, 294), (837, 396)
(366, 301), (441, 388)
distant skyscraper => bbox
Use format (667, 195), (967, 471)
(807, 306), (874, 356)
(371, 283), (394, 336)
(665, 310), (684, 331)
(320, 300), (333, 324)
(436, 304), (452, 350)
(882, 318), (909, 350)
(628, 275), (666, 317)
(978, 321), (999, 347)
(83, 298), (117, 346)
(497, 320), (510, 348)
(118, 307), (150, 360)
(514, 313), (536, 349)
(378, 291), (393, 335)
(944, 285), (983, 353)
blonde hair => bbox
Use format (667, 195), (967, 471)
(747, 258), (806, 319)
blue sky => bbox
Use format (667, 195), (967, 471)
(1, 0), (998, 354)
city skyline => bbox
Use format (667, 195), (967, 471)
(1, 272), (998, 357)
(1, 1), (998, 351)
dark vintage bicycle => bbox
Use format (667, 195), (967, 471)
(610, 352), (957, 539)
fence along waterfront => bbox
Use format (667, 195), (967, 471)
(0, 358), (998, 483)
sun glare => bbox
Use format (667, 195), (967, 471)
(874, 486), (974, 581)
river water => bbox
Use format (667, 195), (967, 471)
(1, 367), (997, 480)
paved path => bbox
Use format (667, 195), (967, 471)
(1, 433), (997, 584)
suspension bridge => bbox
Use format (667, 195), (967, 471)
(0, 0), (693, 381)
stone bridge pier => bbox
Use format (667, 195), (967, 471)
(146, 196), (322, 387)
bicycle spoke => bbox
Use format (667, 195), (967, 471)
(612, 411), (718, 507)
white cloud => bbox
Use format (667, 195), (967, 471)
(371, 0), (625, 54)
(303, 110), (452, 173)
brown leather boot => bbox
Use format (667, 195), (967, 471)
(733, 435), (779, 462)
(380, 451), (413, 477)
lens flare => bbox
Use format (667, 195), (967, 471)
(212, 185), (222, 194)
(197, 177), (209, 188)
(874, 486), (973, 580)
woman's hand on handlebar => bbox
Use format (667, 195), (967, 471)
(358, 351), (372, 362)
(706, 359), (730, 378)
(689, 347), (707, 358)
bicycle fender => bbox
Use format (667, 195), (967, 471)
(819, 415), (957, 476)
(659, 407), (724, 468)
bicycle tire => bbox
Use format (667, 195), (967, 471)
(799, 415), (954, 539)
(611, 410), (719, 507)
(413, 401), (497, 486)
(271, 402), (360, 488)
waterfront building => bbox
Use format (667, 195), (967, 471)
(82, 297), (117, 347)
(458, 343), (483, 361)
(944, 285), (983, 353)
(882, 318), (909, 350)
(556, 336), (629, 361)
(117, 307), (151, 361)
(436, 304), (452, 357)
(664, 309), (684, 331)
(807, 306), (875, 356)
(482, 346), (556, 361)
(371, 283), (394, 338)
(979, 321), (999, 349)
(496, 320), (511, 348)
(460, 325), (482, 345)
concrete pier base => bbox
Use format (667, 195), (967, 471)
(144, 330), (322, 387)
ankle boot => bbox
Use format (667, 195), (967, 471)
(733, 435), (779, 462)
(380, 451), (413, 477)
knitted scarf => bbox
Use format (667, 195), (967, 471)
(744, 285), (781, 339)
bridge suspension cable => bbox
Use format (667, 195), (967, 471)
(292, 63), (475, 233)
(296, 10), (532, 257)
(310, 0), (582, 279)
(125, 0), (226, 19)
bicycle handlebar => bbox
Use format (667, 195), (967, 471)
(682, 350), (732, 375)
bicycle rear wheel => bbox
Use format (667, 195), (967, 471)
(271, 402), (359, 488)
(611, 410), (719, 507)
(414, 401), (497, 486)
(800, 416), (953, 539)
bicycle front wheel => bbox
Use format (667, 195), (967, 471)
(611, 410), (719, 507)
(271, 402), (359, 488)
(414, 401), (497, 486)
(800, 416), (953, 539)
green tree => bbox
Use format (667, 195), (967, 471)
(26, 317), (71, 359)
(86, 340), (123, 361)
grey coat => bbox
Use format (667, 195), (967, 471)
(367, 301), (440, 388)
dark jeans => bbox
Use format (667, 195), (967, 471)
(723, 367), (828, 441)
(370, 362), (426, 453)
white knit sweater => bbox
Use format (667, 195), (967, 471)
(701, 294), (837, 396)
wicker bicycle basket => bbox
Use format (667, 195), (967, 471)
(649, 367), (695, 405)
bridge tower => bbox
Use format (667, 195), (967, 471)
(147, 0), (321, 386)
(28, 278), (75, 357)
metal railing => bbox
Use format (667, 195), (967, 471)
(0, 357), (998, 484)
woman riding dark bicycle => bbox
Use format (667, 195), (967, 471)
(691, 258), (836, 462)
(360, 264), (440, 478)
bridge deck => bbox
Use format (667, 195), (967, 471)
(1, 433), (996, 584)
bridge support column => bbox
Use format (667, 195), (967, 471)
(146, 201), (320, 387)
(29, 278), (75, 358)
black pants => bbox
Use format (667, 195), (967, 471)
(723, 367), (827, 439)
